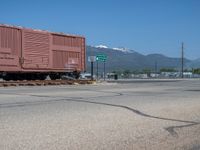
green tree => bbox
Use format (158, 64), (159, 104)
(193, 68), (200, 74)
(132, 69), (140, 74)
(123, 69), (131, 78)
(160, 68), (176, 72)
(142, 68), (151, 77)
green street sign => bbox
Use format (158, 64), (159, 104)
(96, 54), (107, 62)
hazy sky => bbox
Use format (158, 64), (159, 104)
(0, 0), (200, 59)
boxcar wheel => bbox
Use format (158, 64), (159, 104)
(73, 71), (80, 79)
(49, 74), (60, 80)
(39, 74), (47, 80)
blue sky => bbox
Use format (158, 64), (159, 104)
(0, 0), (200, 59)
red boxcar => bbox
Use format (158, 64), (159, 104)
(0, 24), (86, 80)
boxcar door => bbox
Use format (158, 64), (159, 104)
(51, 34), (82, 71)
(22, 29), (50, 70)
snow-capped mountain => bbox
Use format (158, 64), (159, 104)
(95, 45), (108, 49)
(95, 45), (135, 53)
(112, 47), (135, 53)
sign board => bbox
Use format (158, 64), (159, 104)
(88, 56), (96, 62)
(96, 54), (107, 62)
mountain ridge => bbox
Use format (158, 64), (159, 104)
(86, 45), (199, 72)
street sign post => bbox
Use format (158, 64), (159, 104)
(96, 54), (107, 81)
(96, 60), (99, 80)
(88, 56), (96, 80)
(103, 61), (106, 81)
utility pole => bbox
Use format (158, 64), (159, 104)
(181, 42), (184, 78)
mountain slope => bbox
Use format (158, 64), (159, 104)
(86, 46), (192, 72)
(187, 58), (200, 68)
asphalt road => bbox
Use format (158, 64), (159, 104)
(0, 79), (200, 150)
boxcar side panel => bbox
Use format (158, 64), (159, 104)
(0, 24), (86, 74)
(0, 26), (21, 71)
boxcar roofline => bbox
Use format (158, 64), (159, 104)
(0, 24), (84, 38)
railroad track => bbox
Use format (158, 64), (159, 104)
(0, 79), (96, 87)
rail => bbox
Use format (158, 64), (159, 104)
(0, 79), (96, 87)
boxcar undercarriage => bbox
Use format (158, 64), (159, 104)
(0, 71), (80, 81)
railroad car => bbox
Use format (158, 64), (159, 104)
(0, 24), (86, 80)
